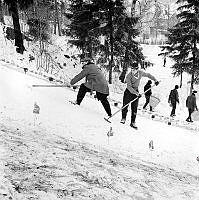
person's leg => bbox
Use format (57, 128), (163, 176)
(122, 89), (134, 120)
(171, 103), (176, 116)
(189, 109), (193, 122)
(96, 92), (112, 117)
(130, 94), (139, 124)
(76, 84), (90, 105)
(186, 108), (192, 121)
(143, 96), (150, 109)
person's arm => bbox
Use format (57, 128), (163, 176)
(176, 91), (179, 103)
(141, 71), (158, 82)
(70, 68), (88, 85)
(168, 91), (171, 103)
(194, 97), (198, 110)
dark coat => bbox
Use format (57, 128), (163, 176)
(186, 94), (197, 111)
(144, 82), (152, 96)
(168, 89), (179, 104)
(70, 63), (109, 95)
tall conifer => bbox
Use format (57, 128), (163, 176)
(161, 0), (199, 92)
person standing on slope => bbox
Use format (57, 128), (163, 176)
(143, 80), (153, 111)
(168, 85), (179, 117)
(186, 90), (198, 122)
(120, 62), (159, 129)
(70, 56), (112, 118)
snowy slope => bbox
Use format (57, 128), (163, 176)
(0, 58), (199, 199)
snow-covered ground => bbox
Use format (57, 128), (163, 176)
(0, 43), (199, 199)
(0, 18), (199, 199)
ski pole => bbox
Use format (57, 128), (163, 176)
(104, 83), (159, 123)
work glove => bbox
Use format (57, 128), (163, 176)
(155, 81), (159, 86)
(73, 85), (77, 90)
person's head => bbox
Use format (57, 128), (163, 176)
(175, 85), (179, 90)
(80, 56), (93, 63)
(131, 62), (139, 74)
(147, 80), (152, 85)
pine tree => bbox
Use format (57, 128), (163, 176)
(67, 0), (143, 83)
(3, 0), (33, 54)
(161, 0), (199, 93)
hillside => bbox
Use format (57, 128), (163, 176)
(1, 16), (199, 199)
(1, 45), (199, 199)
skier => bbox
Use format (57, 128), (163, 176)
(168, 85), (179, 117)
(186, 90), (198, 122)
(70, 56), (112, 118)
(120, 62), (159, 129)
(143, 80), (153, 111)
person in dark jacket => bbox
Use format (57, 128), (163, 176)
(143, 80), (153, 111)
(186, 91), (198, 122)
(120, 62), (159, 129)
(70, 56), (112, 117)
(168, 85), (179, 117)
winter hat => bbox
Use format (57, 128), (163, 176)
(148, 80), (152, 84)
(175, 85), (179, 89)
(131, 62), (139, 69)
(80, 56), (93, 63)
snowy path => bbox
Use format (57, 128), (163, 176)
(0, 119), (199, 200)
(0, 62), (199, 199)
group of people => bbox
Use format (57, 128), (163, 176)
(70, 56), (159, 129)
(168, 85), (198, 122)
(70, 55), (198, 127)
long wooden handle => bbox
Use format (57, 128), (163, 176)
(32, 84), (66, 87)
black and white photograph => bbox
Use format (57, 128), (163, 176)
(0, 0), (199, 199)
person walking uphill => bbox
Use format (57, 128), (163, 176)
(186, 91), (198, 122)
(143, 80), (153, 111)
(168, 85), (179, 117)
(70, 56), (112, 117)
(120, 62), (159, 129)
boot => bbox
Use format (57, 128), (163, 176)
(120, 118), (126, 124)
(130, 122), (138, 129)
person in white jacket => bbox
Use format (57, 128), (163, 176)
(120, 62), (159, 129)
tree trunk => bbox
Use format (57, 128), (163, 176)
(190, 38), (197, 94)
(9, 2), (25, 54)
(108, 1), (114, 84)
(0, 1), (5, 24)
(55, 0), (61, 36)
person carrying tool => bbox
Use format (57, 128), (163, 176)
(120, 62), (159, 129)
(186, 90), (198, 122)
(70, 55), (112, 118)
(143, 80), (153, 111)
(168, 85), (179, 117)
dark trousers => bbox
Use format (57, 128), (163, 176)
(187, 108), (193, 121)
(170, 102), (176, 116)
(76, 84), (112, 117)
(143, 95), (152, 111)
(122, 89), (139, 123)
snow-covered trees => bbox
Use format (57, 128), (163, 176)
(3, 0), (34, 54)
(161, 0), (199, 92)
(67, 0), (144, 83)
